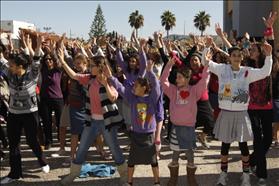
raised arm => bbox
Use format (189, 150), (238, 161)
(159, 58), (176, 97)
(104, 64), (133, 103)
(247, 42), (273, 83)
(116, 44), (128, 74)
(57, 46), (78, 80)
(263, 11), (277, 53)
(29, 33), (44, 79)
(146, 60), (161, 101)
(138, 38), (147, 77)
(201, 37), (224, 76)
(215, 23), (232, 48)
(194, 65), (210, 100)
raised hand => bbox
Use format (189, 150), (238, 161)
(262, 42), (272, 56)
(7, 33), (14, 51)
(244, 32), (250, 40)
(57, 46), (65, 62)
(36, 33), (44, 50)
(139, 38), (147, 48)
(153, 31), (159, 41)
(215, 23), (224, 37)
(18, 30), (27, 49)
(147, 59), (155, 72)
(25, 34), (32, 49)
(168, 57), (176, 66)
(57, 33), (66, 48)
(103, 64), (113, 78)
(205, 36), (213, 48)
(204, 48), (213, 66)
(49, 39), (56, 52)
(98, 73), (108, 86)
(263, 11), (278, 28)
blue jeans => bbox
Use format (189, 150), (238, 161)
(74, 119), (125, 165)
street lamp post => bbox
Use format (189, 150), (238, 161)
(43, 26), (51, 33)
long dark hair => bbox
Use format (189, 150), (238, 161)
(42, 53), (59, 69)
(246, 43), (265, 68)
(127, 53), (140, 75)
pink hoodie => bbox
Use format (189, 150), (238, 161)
(160, 63), (209, 126)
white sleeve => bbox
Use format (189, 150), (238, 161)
(247, 55), (273, 83)
(208, 60), (224, 77)
(202, 47), (224, 76)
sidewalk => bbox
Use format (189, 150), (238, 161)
(0, 131), (278, 186)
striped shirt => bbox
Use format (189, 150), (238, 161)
(0, 56), (41, 114)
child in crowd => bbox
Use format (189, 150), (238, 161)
(202, 36), (273, 186)
(0, 33), (50, 185)
(160, 52), (210, 186)
(57, 46), (127, 185)
(107, 48), (162, 186)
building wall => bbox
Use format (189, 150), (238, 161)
(238, 1), (272, 37)
(1, 20), (36, 48)
(0, 20), (36, 39)
(223, 1), (273, 38)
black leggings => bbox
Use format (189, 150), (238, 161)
(221, 142), (249, 156)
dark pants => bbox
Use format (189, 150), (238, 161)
(40, 98), (63, 146)
(248, 109), (273, 179)
(163, 96), (172, 139)
(7, 112), (47, 179)
(0, 101), (8, 148)
(196, 100), (214, 135)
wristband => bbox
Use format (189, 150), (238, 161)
(264, 27), (273, 37)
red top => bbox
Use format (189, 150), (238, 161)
(189, 67), (209, 101)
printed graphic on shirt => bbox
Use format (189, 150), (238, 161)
(232, 89), (249, 103)
(136, 103), (152, 128)
(176, 90), (189, 104)
(219, 84), (232, 101)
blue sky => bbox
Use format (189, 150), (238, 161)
(1, 1), (223, 40)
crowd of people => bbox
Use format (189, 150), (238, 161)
(0, 11), (278, 186)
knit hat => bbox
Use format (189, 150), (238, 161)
(191, 52), (202, 61)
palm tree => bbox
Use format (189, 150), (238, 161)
(193, 11), (211, 36)
(161, 10), (176, 38)
(128, 10), (144, 38)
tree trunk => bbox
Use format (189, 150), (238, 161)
(167, 30), (169, 39)
(201, 30), (204, 36)
(136, 29), (138, 38)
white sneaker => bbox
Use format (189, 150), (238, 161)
(0, 177), (17, 184)
(42, 164), (50, 173)
(258, 178), (267, 186)
(217, 171), (228, 186)
(241, 172), (251, 186)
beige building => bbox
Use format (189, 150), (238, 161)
(223, 0), (279, 50)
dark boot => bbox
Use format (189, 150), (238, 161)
(167, 163), (179, 186)
(187, 166), (198, 186)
